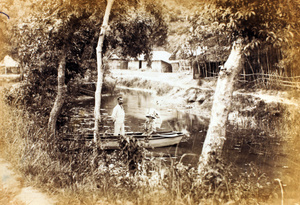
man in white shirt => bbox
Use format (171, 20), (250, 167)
(111, 96), (125, 136)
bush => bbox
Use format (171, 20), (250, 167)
(118, 135), (146, 175)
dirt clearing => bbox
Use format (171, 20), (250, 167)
(0, 158), (57, 205)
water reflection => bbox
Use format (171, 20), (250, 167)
(64, 89), (207, 164)
(64, 89), (286, 171)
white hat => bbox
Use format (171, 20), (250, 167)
(146, 108), (159, 119)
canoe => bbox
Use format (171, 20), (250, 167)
(63, 131), (184, 149)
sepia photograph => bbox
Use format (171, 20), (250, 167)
(0, 0), (299, 204)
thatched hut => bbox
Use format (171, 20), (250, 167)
(0, 55), (20, 74)
(192, 46), (230, 79)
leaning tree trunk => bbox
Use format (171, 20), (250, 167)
(48, 49), (67, 135)
(94, 0), (114, 142)
(198, 39), (243, 173)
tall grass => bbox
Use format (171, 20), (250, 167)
(0, 89), (27, 166)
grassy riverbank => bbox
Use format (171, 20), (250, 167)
(1, 72), (300, 204)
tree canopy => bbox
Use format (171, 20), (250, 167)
(10, 0), (168, 117)
(188, 0), (300, 76)
(107, 1), (168, 62)
(191, 0), (300, 46)
(0, 0), (33, 60)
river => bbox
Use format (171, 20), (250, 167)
(63, 89), (288, 171)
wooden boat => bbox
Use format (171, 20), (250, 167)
(63, 131), (184, 149)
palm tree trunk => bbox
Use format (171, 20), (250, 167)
(94, 0), (114, 142)
(198, 39), (243, 173)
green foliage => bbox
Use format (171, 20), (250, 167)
(191, 0), (300, 49)
(8, 0), (168, 120)
(187, 0), (300, 80)
(14, 6), (100, 81)
(3, 83), (52, 127)
(0, 0), (33, 59)
(107, 1), (168, 62)
(11, 3), (101, 118)
(118, 135), (146, 174)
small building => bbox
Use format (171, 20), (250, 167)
(107, 54), (128, 70)
(127, 56), (146, 70)
(170, 60), (180, 72)
(128, 51), (173, 73)
(151, 51), (172, 72)
(0, 55), (20, 74)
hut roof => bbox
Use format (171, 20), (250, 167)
(136, 51), (172, 63)
(0, 56), (19, 67)
(152, 51), (172, 62)
(110, 54), (122, 60)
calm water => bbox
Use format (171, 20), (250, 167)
(64, 89), (211, 162)
(63, 89), (288, 174)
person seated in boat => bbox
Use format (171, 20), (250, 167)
(144, 114), (156, 136)
(143, 109), (161, 136)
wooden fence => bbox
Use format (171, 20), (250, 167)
(239, 73), (300, 89)
(206, 72), (300, 89)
